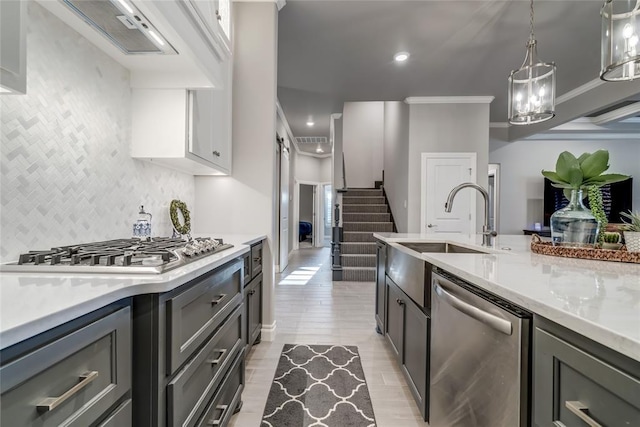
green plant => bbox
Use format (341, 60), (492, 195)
(542, 150), (629, 197)
(620, 210), (640, 232)
(602, 232), (621, 244)
(587, 185), (607, 243)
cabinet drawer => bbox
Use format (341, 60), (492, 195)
(0, 307), (131, 427)
(534, 328), (640, 427)
(242, 250), (251, 287)
(166, 258), (243, 374)
(195, 349), (245, 427)
(98, 399), (132, 427)
(168, 304), (244, 427)
(250, 242), (263, 279)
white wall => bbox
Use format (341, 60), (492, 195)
(407, 103), (490, 233)
(383, 101), (410, 232)
(320, 157), (332, 183)
(299, 184), (314, 223)
(490, 139), (640, 234)
(0, 3), (194, 262)
(342, 102), (384, 188)
(295, 153), (324, 183)
(194, 2), (278, 339)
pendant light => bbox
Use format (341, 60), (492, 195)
(508, 0), (556, 125)
(601, 0), (640, 81)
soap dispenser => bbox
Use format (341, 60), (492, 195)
(133, 205), (152, 238)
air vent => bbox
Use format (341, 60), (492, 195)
(295, 137), (328, 144)
(62, 0), (177, 55)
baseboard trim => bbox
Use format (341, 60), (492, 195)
(261, 321), (277, 341)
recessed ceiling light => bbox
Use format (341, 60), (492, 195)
(316, 147), (323, 153)
(394, 52), (410, 62)
(306, 121), (315, 127)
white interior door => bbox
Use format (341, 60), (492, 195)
(279, 147), (290, 272)
(421, 153), (477, 234)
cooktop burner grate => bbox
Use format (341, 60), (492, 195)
(3, 237), (233, 274)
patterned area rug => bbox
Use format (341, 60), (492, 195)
(261, 344), (376, 427)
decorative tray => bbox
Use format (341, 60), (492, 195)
(530, 234), (640, 264)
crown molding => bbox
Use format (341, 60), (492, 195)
(556, 78), (605, 105)
(234, 0), (285, 9)
(405, 96), (495, 104)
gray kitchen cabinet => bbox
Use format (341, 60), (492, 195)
(385, 276), (429, 421)
(533, 318), (640, 427)
(195, 347), (245, 427)
(250, 241), (263, 279)
(133, 256), (245, 427)
(375, 240), (386, 334)
(0, 0), (26, 94)
(246, 272), (263, 350)
(0, 306), (132, 427)
(245, 240), (264, 352)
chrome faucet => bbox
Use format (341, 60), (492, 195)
(444, 182), (497, 246)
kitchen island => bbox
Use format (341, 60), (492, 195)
(374, 232), (640, 427)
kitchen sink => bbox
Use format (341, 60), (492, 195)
(397, 242), (488, 254)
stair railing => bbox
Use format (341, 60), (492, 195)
(332, 154), (347, 280)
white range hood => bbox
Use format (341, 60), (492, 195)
(37, 0), (228, 89)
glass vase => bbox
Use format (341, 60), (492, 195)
(550, 189), (600, 247)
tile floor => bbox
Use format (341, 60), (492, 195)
(229, 247), (426, 427)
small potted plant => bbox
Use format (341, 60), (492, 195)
(541, 150), (629, 247)
(620, 210), (640, 253)
(601, 232), (622, 250)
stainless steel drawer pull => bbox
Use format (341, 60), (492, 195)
(206, 404), (229, 426)
(211, 294), (227, 305)
(434, 282), (512, 335)
(248, 289), (256, 295)
(253, 257), (261, 264)
(565, 401), (603, 427)
(36, 371), (99, 413)
(207, 349), (228, 366)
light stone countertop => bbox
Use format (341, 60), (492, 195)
(374, 233), (640, 362)
(0, 234), (266, 350)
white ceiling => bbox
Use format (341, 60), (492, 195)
(277, 0), (640, 142)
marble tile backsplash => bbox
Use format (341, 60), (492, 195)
(0, 2), (195, 262)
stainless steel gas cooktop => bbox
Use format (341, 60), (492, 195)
(1, 237), (233, 274)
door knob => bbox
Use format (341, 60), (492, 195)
(427, 224), (437, 228)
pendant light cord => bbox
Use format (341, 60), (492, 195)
(529, 0), (535, 42)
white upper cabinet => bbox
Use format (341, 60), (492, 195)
(131, 58), (232, 176)
(37, 0), (233, 89)
(183, 0), (232, 59)
(0, 0), (27, 94)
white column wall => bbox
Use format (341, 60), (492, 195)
(407, 103), (490, 233)
(383, 101), (410, 232)
(342, 102), (384, 188)
(194, 2), (278, 340)
(490, 138), (640, 234)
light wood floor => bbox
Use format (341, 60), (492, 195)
(229, 247), (426, 427)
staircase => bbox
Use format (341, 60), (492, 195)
(340, 188), (393, 282)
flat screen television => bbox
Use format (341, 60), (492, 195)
(543, 177), (633, 226)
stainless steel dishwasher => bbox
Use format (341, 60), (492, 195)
(430, 269), (531, 427)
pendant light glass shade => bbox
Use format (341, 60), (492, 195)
(508, 39), (556, 125)
(601, 0), (640, 81)
(508, 0), (556, 125)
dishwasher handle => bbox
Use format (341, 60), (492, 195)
(434, 282), (512, 336)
